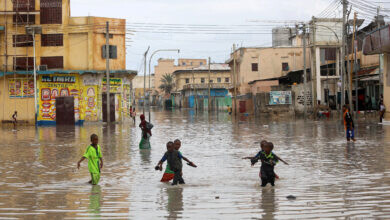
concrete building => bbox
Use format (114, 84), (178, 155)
(132, 74), (155, 106)
(0, 0), (136, 125)
(226, 47), (310, 95)
(272, 27), (295, 47)
(363, 25), (390, 120)
(172, 63), (231, 109)
(154, 58), (206, 95)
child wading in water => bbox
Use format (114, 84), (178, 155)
(156, 141), (196, 185)
(160, 139), (196, 182)
(77, 134), (103, 185)
(244, 141), (288, 187)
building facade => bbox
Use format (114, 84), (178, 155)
(0, 0), (136, 125)
(154, 58), (206, 95)
(173, 63), (231, 109)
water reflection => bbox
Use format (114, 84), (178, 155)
(166, 187), (183, 219)
(260, 188), (276, 220)
(89, 185), (102, 217)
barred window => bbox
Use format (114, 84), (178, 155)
(41, 56), (63, 69)
(41, 34), (63, 46)
(13, 57), (34, 71)
(13, 14), (35, 25)
(13, 35), (33, 47)
(13, 0), (35, 11)
(40, 0), (62, 24)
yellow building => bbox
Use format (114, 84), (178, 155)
(0, 0), (136, 125)
(172, 63), (232, 109)
(154, 58), (206, 95)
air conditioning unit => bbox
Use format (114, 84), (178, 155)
(38, 65), (48, 71)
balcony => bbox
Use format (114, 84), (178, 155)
(183, 83), (231, 90)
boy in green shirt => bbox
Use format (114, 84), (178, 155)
(77, 134), (103, 185)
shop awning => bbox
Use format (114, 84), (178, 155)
(0, 69), (137, 77)
(360, 75), (379, 81)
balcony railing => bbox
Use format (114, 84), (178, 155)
(183, 83), (231, 90)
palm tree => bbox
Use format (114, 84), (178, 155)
(159, 74), (175, 95)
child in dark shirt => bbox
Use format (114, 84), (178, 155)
(244, 141), (288, 187)
(156, 142), (185, 185)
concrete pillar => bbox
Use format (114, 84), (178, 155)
(384, 53), (390, 121)
(316, 47), (321, 103)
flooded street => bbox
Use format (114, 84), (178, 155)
(0, 109), (390, 219)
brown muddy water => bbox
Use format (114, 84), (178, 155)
(0, 109), (390, 219)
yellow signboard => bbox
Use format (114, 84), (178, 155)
(102, 78), (122, 93)
(8, 78), (34, 98)
(37, 74), (81, 122)
(82, 85), (98, 121)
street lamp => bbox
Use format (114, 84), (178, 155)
(26, 25), (42, 125)
(147, 49), (180, 121)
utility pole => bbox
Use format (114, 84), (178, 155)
(233, 44), (237, 116)
(302, 24), (307, 118)
(349, 12), (357, 114)
(377, 6), (383, 92)
(105, 21), (111, 123)
(208, 57), (211, 112)
(341, 0), (347, 115)
(143, 46), (150, 115)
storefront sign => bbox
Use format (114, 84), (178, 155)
(8, 78), (34, 98)
(269, 91), (292, 105)
(102, 78), (122, 93)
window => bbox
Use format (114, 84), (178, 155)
(252, 63), (258, 71)
(282, 62), (289, 71)
(13, 14), (35, 25)
(40, 0), (62, 24)
(209, 80), (213, 83)
(13, 57), (34, 71)
(200, 62), (203, 65)
(217, 78), (221, 83)
(41, 34), (63, 46)
(102, 45), (117, 59)
(182, 62), (186, 66)
(13, 0), (35, 11)
(225, 77), (229, 83)
(41, 56), (63, 69)
(201, 78), (205, 83)
(13, 35), (33, 47)
(185, 78), (189, 84)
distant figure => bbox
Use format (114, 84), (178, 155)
(139, 114), (152, 149)
(12, 111), (17, 129)
(380, 102), (386, 123)
(343, 105), (355, 142)
(77, 134), (103, 185)
(132, 107), (137, 125)
(227, 105), (232, 115)
(244, 142), (285, 187)
(129, 106), (133, 118)
(365, 96), (372, 111)
(160, 139), (196, 183)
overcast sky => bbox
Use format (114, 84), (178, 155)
(69, 0), (350, 74)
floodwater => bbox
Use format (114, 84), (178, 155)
(0, 109), (390, 219)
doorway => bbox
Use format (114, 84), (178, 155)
(102, 93), (115, 122)
(56, 96), (75, 125)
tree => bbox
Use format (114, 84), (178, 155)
(159, 73), (175, 95)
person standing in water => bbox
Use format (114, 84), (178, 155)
(12, 111), (17, 130)
(343, 105), (356, 142)
(379, 101), (386, 123)
(132, 107), (137, 125)
(77, 134), (103, 185)
(139, 114), (152, 149)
